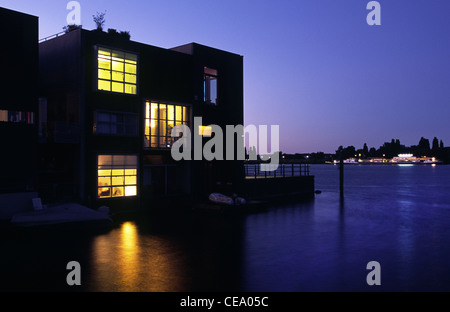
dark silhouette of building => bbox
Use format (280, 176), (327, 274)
(38, 27), (244, 211)
(0, 8), (38, 194)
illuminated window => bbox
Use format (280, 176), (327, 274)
(97, 47), (138, 95)
(97, 155), (138, 198)
(144, 101), (190, 149)
(204, 67), (218, 105)
(94, 111), (138, 136)
(198, 125), (212, 137)
(0, 110), (34, 124)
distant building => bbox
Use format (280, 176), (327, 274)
(38, 27), (244, 211)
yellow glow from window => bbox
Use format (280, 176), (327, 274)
(112, 187), (124, 197)
(112, 71), (124, 82)
(125, 74), (136, 84)
(125, 169), (137, 175)
(99, 69), (111, 80)
(168, 105), (174, 121)
(98, 187), (111, 198)
(98, 48), (137, 95)
(151, 103), (158, 118)
(176, 106), (182, 121)
(98, 169), (111, 176)
(98, 80), (111, 91)
(112, 82), (124, 93)
(98, 177), (111, 186)
(124, 84), (136, 94)
(112, 176), (124, 185)
(199, 125), (212, 136)
(112, 169), (124, 176)
(125, 186), (137, 196)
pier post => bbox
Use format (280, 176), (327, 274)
(339, 153), (344, 197)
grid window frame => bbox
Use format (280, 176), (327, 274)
(144, 101), (190, 149)
(94, 110), (138, 137)
(97, 47), (138, 95)
(97, 154), (138, 199)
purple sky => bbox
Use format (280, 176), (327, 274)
(3, 0), (450, 153)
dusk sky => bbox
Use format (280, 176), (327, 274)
(3, 0), (450, 153)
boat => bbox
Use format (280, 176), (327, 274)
(10, 202), (113, 229)
(208, 193), (246, 206)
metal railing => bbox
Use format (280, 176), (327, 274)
(39, 31), (66, 43)
(245, 163), (310, 179)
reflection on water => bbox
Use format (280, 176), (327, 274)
(1, 165), (450, 291)
(88, 220), (189, 292)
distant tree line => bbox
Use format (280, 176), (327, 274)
(335, 137), (450, 163)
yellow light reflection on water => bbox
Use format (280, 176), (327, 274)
(89, 221), (187, 292)
(119, 222), (139, 289)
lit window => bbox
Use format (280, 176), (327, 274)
(97, 47), (138, 95)
(97, 155), (138, 198)
(0, 110), (34, 124)
(144, 101), (190, 149)
(198, 125), (212, 137)
(204, 67), (218, 105)
(94, 111), (138, 136)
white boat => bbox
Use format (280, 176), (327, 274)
(10, 202), (113, 228)
(208, 193), (246, 206)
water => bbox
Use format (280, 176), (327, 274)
(1, 164), (450, 292)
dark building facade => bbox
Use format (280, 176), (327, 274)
(39, 28), (244, 211)
(0, 8), (38, 194)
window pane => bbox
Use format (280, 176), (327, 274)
(98, 80), (111, 91)
(98, 59), (111, 70)
(183, 107), (189, 123)
(125, 186), (137, 196)
(97, 112), (110, 123)
(112, 71), (124, 82)
(125, 74), (136, 84)
(125, 176), (136, 185)
(112, 176), (124, 186)
(176, 106), (182, 121)
(112, 82), (124, 93)
(159, 104), (167, 120)
(159, 120), (167, 137)
(98, 169), (111, 176)
(167, 105), (174, 121)
(98, 155), (113, 166)
(124, 84), (136, 94)
(150, 120), (157, 135)
(124, 155), (138, 167)
(125, 169), (137, 175)
(151, 103), (158, 119)
(98, 177), (111, 186)
(98, 187), (111, 198)
(112, 169), (124, 176)
(97, 123), (111, 134)
(125, 63), (136, 74)
(112, 187), (124, 197)
(98, 49), (111, 56)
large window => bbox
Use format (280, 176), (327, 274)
(144, 101), (190, 149)
(97, 47), (138, 95)
(204, 67), (218, 105)
(94, 111), (138, 136)
(97, 155), (138, 198)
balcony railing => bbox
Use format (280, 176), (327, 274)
(244, 163), (310, 179)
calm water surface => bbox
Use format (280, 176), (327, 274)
(1, 164), (450, 292)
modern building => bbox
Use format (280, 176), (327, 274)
(0, 8), (38, 194)
(38, 27), (244, 211)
